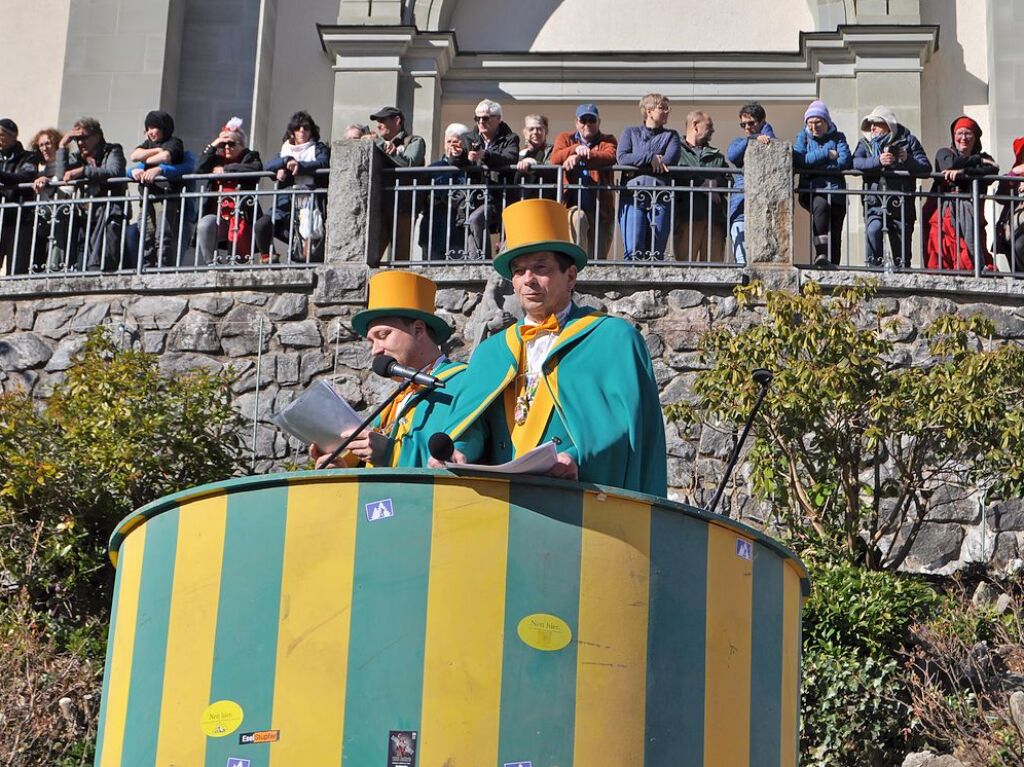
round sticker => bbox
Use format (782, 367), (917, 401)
(200, 700), (244, 737)
(517, 613), (573, 651)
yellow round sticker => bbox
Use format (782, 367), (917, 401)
(517, 613), (573, 651)
(200, 700), (244, 738)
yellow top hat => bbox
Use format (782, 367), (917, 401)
(351, 271), (453, 342)
(493, 198), (588, 279)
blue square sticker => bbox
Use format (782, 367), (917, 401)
(226, 759), (251, 767)
(503, 762), (533, 767)
(736, 538), (753, 560)
(365, 498), (395, 522)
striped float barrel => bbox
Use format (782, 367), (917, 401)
(96, 470), (808, 767)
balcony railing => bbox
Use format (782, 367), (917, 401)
(0, 169), (328, 279)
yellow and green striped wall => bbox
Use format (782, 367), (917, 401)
(97, 470), (809, 767)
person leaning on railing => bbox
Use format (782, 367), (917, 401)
(29, 127), (68, 272)
(514, 114), (556, 202)
(371, 105), (425, 262)
(195, 117), (263, 265)
(128, 110), (187, 268)
(418, 123), (472, 260)
(793, 100), (852, 268)
(255, 110), (330, 264)
(673, 110), (727, 263)
(852, 106), (931, 269)
(0, 117), (39, 276)
(995, 136), (1024, 273)
(924, 115), (998, 272)
(54, 117), (126, 272)
(726, 102), (775, 265)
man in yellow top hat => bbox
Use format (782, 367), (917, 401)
(440, 198), (667, 497)
(310, 270), (468, 468)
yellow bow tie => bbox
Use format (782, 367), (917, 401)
(519, 314), (561, 343)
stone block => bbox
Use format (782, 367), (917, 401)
(651, 360), (674, 387)
(994, 499), (1024, 532)
(190, 295), (234, 316)
(277, 320), (322, 348)
(609, 290), (666, 321)
(713, 295), (738, 319)
(16, 306), (35, 330)
(958, 302), (1024, 338)
(220, 305), (269, 357)
(45, 336), (87, 372)
(158, 353), (224, 378)
(142, 331), (166, 354)
(698, 425), (734, 460)
(128, 296), (188, 329)
(0, 333), (53, 369)
(314, 265), (368, 306)
(667, 288), (705, 309)
(168, 312), (222, 353)
(34, 305), (79, 339)
(73, 301), (112, 331)
(900, 295), (957, 328)
(435, 288), (469, 313)
(0, 302), (14, 333)
(236, 293), (271, 306)
(268, 293), (309, 321)
(904, 522), (965, 572)
(745, 140), (793, 264)
(275, 353), (300, 386)
(659, 373), (696, 405)
(232, 358), (276, 395)
(2, 370), (38, 394)
(644, 332), (665, 359)
(927, 484), (980, 524)
(299, 351), (333, 385)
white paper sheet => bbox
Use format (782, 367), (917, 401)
(445, 440), (560, 476)
(270, 380), (362, 452)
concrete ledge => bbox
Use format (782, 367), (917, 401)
(805, 267), (1024, 301)
(0, 269), (318, 299)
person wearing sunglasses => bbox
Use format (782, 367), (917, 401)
(195, 117), (263, 264)
(725, 102), (775, 264)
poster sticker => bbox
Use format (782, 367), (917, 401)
(388, 729), (417, 767)
(366, 498), (395, 522)
(736, 538), (753, 560)
(200, 700), (244, 737)
(517, 613), (573, 652)
(239, 729), (280, 744)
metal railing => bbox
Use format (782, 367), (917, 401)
(0, 169), (328, 278)
(376, 164), (743, 265)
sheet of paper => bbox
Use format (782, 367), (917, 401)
(270, 380), (362, 452)
(446, 440), (559, 476)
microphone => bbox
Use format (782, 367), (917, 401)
(428, 432), (455, 463)
(372, 354), (445, 389)
(705, 368), (773, 517)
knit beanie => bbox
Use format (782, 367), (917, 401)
(0, 118), (18, 137)
(144, 110), (175, 137)
(804, 100), (831, 125)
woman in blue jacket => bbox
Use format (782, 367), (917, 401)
(794, 100), (852, 266)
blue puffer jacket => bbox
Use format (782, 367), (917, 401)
(793, 123), (852, 192)
(725, 121), (775, 222)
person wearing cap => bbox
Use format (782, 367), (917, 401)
(852, 106), (930, 268)
(726, 102), (776, 264)
(0, 117), (39, 275)
(371, 106), (425, 262)
(924, 115), (998, 271)
(793, 99), (852, 267)
(195, 117), (263, 264)
(440, 197), (667, 497)
(128, 109), (189, 267)
(310, 271), (468, 469)
(616, 93), (682, 260)
(55, 117), (127, 271)
(673, 110), (727, 262)
(550, 104), (618, 260)
(451, 99), (521, 259)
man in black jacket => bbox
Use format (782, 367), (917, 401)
(0, 118), (40, 275)
(451, 99), (520, 258)
(56, 117), (127, 271)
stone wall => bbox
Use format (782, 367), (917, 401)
(4, 264), (1024, 574)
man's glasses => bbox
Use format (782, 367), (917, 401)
(739, 120), (758, 129)
(578, 116), (597, 124)
(221, 141), (239, 148)
(474, 115), (494, 122)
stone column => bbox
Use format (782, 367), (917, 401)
(327, 139), (379, 265)
(404, 32), (456, 161)
(745, 140), (794, 265)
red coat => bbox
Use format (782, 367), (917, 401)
(550, 130), (618, 219)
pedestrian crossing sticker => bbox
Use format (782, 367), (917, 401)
(365, 498), (395, 522)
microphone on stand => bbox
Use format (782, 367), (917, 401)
(705, 368), (773, 516)
(372, 354), (445, 388)
(428, 432), (455, 463)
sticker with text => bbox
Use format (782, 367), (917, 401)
(366, 498), (395, 522)
(200, 700), (244, 738)
(388, 729), (417, 767)
(736, 538), (753, 560)
(239, 729), (280, 745)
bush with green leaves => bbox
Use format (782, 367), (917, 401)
(0, 329), (246, 765)
(800, 560), (939, 767)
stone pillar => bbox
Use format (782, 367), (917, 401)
(404, 32), (456, 160)
(745, 140), (794, 265)
(327, 139), (379, 265)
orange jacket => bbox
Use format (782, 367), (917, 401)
(550, 130), (618, 217)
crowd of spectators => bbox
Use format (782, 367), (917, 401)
(3, 95), (1023, 275)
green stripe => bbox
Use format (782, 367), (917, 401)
(644, 509), (708, 766)
(204, 486), (288, 766)
(750, 550), (784, 766)
(120, 508), (180, 766)
(497, 482), (582, 767)
(342, 478), (434, 765)
(94, 529), (132, 767)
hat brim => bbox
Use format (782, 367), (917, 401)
(351, 307), (452, 343)
(493, 240), (588, 280)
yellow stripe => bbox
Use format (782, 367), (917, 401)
(548, 312), (603, 358)
(98, 525), (147, 767)
(780, 564), (801, 767)
(153, 495), (228, 766)
(269, 480), (360, 766)
(450, 363), (517, 441)
(419, 478), (510, 766)
(574, 494), (651, 765)
(703, 524), (753, 767)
